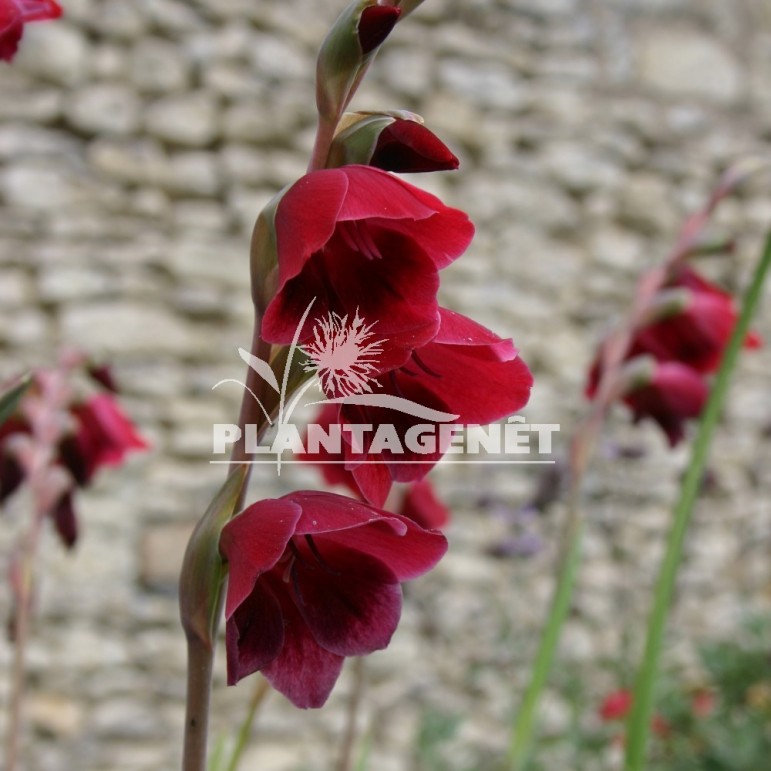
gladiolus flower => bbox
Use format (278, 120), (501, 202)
(0, 0), (62, 62)
(220, 490), (447, 707)
(632, 266), (761, 374)
(326, 308), (532, 505)
(262, 165), (474, 371)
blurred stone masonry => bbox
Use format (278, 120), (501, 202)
(0, 0), (770, 768)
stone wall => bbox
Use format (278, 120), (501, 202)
(0, 0), (770, 769)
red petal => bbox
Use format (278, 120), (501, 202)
(261, 587), (344, 708)
(292, 541), (402, 656)
(399, 480), (451, 530)
(220, 499), (302, 617)
(351, 461), (392, 507)
(273, 170), (349, 287)
(0, 12), (22, 62)
(225, 578), (284, 685)
(285, 491), (447, 580)
(15, 1), (63, 22)
(396, 337), (533, 425)
(342, 166), (474, 267)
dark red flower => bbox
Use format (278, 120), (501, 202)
(631, 266), (761, 374)
(357, 3), (400, 55)
(59, 394), (149, 485)
(324, 308), (532, 505)
(220, 490), (446, 707)
(369, 119), (459, 173)
(0, 0), (62, 62)
(623, 360), (708, 447)
(599, 689), (632, 721)
(262, 165), (474, 371)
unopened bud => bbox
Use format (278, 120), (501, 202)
(316, 1), (402, 123)
(179, 467), (248, 647)
(327, 111), (459, 172)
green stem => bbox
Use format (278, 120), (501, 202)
(183, 637), (216, 771)
(624, 232), (771, 770)
(336, 657), (367, 771)
(223, 677), (270, 771)
(507, 505), (584, 771)
(181, 322), (270, 771)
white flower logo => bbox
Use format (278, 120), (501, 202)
(303, 310), (383, 397)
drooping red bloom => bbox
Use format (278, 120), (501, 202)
(0, 0), (62, 62)
(631, 266), (761, 374)
(220, 490), (447, 708)
(623, 360), (708, 447)
(586, 264), (760, 446)
(319, 308), (532, 505)
(369, 119), (459, 174)
(59, 394), (149, 486)
(262, 165), (474, 371)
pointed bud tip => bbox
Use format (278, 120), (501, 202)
(358, 5), (401, 55)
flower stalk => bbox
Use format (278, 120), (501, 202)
(624, 230), (771, 770)
(506, 166), (763, 770)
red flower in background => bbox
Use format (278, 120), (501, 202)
(631, 266), (761, 374)
(262, 165), (474, 372)
(59, 394), (149, 486)
(599, 689), (670, 737)
(220, 491), (447, 707)
(0, 0), (62, 62)
(599, 689), (632, 721)
(587, 265), (759, 446)
(1, 387), (148, 548)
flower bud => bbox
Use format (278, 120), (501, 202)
(327, 111), (459, 173)
(316, 1), (401, 122)
(179, 466), (248, 648)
